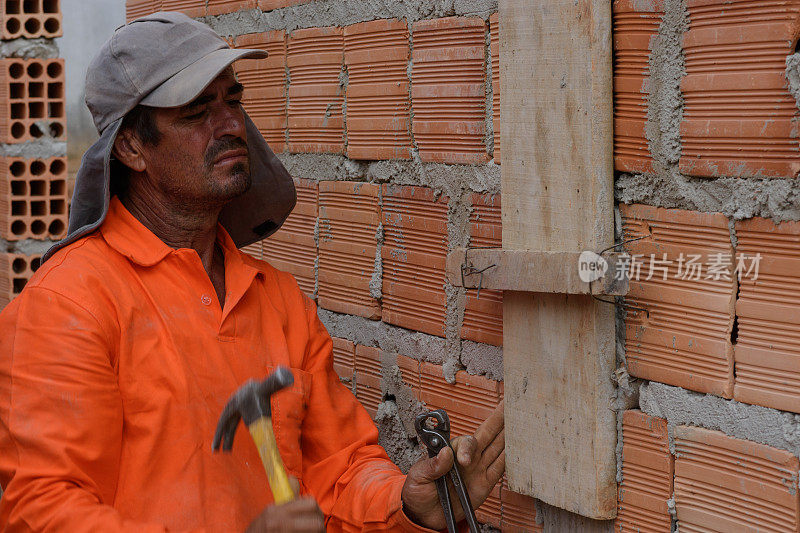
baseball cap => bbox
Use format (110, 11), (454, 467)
(43, 11), (296, 262)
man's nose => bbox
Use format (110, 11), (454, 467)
(211, 100), (246, 140)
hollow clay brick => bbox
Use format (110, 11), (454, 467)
(411, 17), (488, 165)
(234, 31), (287, 153)
(419, 361), (503, 525)
(475, 484), (502, 528)
(621, 204), (735, 397)
(0, 58), (66, 144)
(317, 181), (381, 319)
(287, 26), (344, 154)
(501, 477), (541, 533)
(2, 0), (62, 39)
(381, 185), (448, 338)
(734, 217), (800, 413)
(489, 13), (500, 165)
(0, 252), (41, 309)
(206, 0), (256, 16)
(343, 19), (411, 161)
(354, 345), (382, 419)
(332, 337), (355, 384)
(461, 193), (502, 346)
(0, 157), (68, 241)
(159, 0), (205, 18)
(262, 178), (317, 298)
(612, 0), (663, 174)
(674, 425), (800, 532)
(679, 0), (800, 178)
(125, 0), (158, 22)
(240, 241), (262, 260)
(615, 410), (672, 533)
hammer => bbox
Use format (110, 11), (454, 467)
(212, 367), (296, 504)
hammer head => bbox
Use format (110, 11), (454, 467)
(212, 367), (294, 453)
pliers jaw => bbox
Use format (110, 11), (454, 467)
(415, 409), (480, 533)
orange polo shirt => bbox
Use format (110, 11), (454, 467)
(0, 197), (430, 532)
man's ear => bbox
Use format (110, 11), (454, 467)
(112, 129), (147, 173)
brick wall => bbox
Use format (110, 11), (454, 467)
(614, 0), (800, 531)
(0, 1), (65, 314)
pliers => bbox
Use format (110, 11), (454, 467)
(414, 409), (480, 533)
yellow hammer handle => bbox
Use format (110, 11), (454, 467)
(248, 417), (296, 504)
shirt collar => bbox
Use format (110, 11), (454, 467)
(101, 196), (260, 270)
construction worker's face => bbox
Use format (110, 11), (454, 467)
(142, 70), (251, 208)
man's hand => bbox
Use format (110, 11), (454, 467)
(245, 498), (325, 533)
(401, 402), (505, 529)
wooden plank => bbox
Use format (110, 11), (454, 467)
(500, 0), (617, 520)
(446, 249), (629, 295)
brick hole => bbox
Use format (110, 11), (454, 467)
(22, 0), (36, 13)
(28, 101), (44, 119)
(10, 220), (25, 235)
(29, 160), (45, 175)
(28, 123), (43, 138)
(30, 219), (45, 235)
(9, 161), (24, 177)
(29, 180), (45, 196)
(49, 159), (64, 175)
(48, 101), (63, 118)
(9, 83), (23, 101)
(30, 257), (40, 271)
(10, 181), (25, 195)
(6, 0), (21, 14)
(28, 81), (43, 98)
(11, 122), (25, 139)
(42, 0), (57, 13)
(43, 17), (57, 34)
(26, 62), (42, 79)
(11, 258), (26, 274)
(47, 82), (62, 98)
(46, 61), (61, 79)
(48, 218), (64, 235)
(49, 179), (64, 196)
(5, 17), (20, 35)
(49, 199), (65, 214)
(23, 17), (40, 35)
(30, 200), (45, 217)
(10, 103), (24, 119)
(8, 63), (23, 79)
(12, 278), (26, 294)
(48, 121), (63, 138)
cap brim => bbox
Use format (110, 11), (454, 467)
(140, 47), (267, 108)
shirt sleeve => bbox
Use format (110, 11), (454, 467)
(297, 295), (437, 533)
(0, 287), (204, 533)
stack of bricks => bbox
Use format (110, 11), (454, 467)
(0, 0), (66, 313)
(613, 0), (800, 530)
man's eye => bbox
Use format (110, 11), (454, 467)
(184, 108), (206, 120)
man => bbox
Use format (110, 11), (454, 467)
(0, 12), (505, 532)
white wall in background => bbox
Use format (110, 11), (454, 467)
(56, 0), (125, 167)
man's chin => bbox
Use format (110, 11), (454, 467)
(218, 167), (252, 201)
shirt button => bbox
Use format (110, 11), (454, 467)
(201, 294), (212, 306)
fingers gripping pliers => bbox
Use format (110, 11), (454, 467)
(415, 409), (480, 533)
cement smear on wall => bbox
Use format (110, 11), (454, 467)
(640, 381), (800, 457)
(204, 0), (498, 37)
(616, 172), (800, 222)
